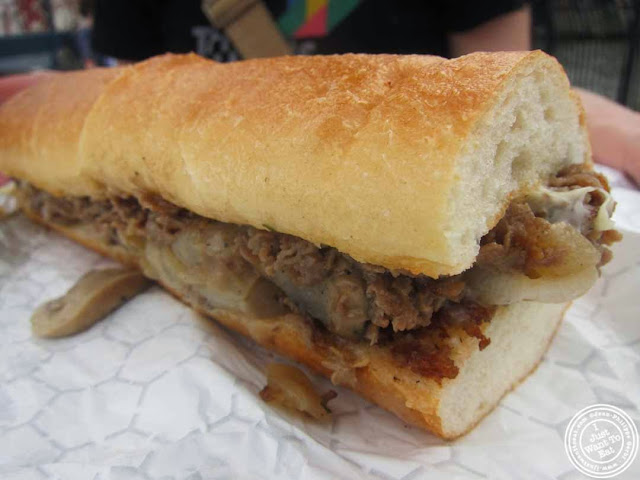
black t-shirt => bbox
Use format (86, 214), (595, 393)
(92, 0), (526, 61)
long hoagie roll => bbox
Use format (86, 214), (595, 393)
(0, 52), (618, 438)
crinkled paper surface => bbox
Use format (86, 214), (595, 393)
(1, 166), (639, 480)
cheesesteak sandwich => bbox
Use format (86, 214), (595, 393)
(0, 51), (619, 439)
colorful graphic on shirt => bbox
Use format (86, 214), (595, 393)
(278, 0), (360, 39)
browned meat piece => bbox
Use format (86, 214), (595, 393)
(549, 164), (609, 189)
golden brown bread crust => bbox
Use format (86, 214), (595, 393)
(0, 68), (123, 197)
(22, 207), (567, 439)
(0, 51), (587, 277)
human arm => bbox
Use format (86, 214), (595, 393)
(576, 88), (640, 185)
(448, 5), (532, 56)
(0, 72), (50, 105)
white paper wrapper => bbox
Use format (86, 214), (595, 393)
(1, 166), (639, 480)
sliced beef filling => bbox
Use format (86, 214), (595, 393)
(16, 164), (619, 350)
(477, 165), (620, 278)
(234, 228), (468, 339)
(19, 183), (477, 341)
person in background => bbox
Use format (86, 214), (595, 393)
(90, 0), (532, 61)
(74, 0), (115, 68)
(0, 0), (639, 185)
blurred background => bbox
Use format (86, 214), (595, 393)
(0, 0), (638, 111)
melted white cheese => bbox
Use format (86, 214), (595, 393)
(526, 186), (615, 232)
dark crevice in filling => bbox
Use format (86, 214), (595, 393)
(16, 164), (620, 381)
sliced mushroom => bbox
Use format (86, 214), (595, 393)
(31, 268), (152, 338)
(259, 363), (336, 420)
